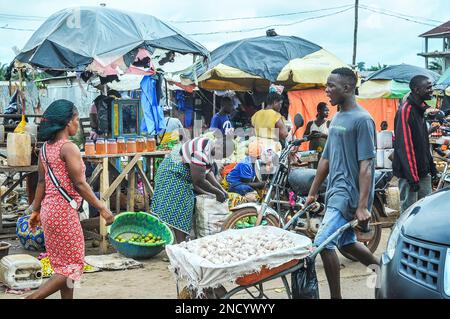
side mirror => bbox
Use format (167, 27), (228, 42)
(294, 113), (304, 129)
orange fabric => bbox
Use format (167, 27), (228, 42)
(357, 98), (398, 132)
(221, 163), (238, 178)
(288, 89), (333, 150)
(288, 89), (398, 150)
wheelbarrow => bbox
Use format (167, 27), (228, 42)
(221, 204), (360, 299)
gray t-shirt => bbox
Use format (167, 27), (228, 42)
(322, 106), (376, 221)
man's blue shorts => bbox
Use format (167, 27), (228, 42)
(313, 207), (357, 250)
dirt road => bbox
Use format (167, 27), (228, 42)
(0, 229), (390, 299)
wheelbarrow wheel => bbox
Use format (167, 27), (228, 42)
(222, 207), (280, 230)
(338, 205), (382, 261)
(178, 286), (228, 299)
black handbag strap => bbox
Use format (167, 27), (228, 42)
(158, 117), (171, 145)
(42, 142), (79, 210)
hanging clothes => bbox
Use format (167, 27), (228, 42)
(94, 95), (114, 135)
(175, 90), (186, 111)
(184, 94), (194, 128)
(140, 76), (165, 136)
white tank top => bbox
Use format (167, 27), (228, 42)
(310, 121), (329, 135)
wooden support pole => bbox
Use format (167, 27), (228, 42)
(87, 165), (103, 186)
(99, 157), (109, 254)
(136, 164), (154, 197)
(127, 157), (136, 212)
(116, 188), (121, 215)
(101, 154), (141, 200)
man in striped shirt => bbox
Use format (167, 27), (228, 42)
(393, 75), (437, 214)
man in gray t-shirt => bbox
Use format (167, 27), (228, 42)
(322, 107), (376, 221)
(305, 68), (379, 299)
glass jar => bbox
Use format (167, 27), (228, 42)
(136, 136), (146, 153)
(95, 138), (106, 155)
(85, 139), (95, 156)
(117, 137), (126, 154)
(146, 137), (156, 152)
(126, 138), (137, 153)
(107, 139), (118, 154)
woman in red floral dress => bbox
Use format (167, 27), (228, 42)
(27, 100), (114, 299)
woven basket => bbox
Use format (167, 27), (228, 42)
(108, 212), (174, 260)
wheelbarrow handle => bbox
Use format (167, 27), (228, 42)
(283, 202), (321, 231)
(309, 220), (358, 260)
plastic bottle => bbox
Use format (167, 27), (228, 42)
(147, 137), (156, 152)
(85, 140), (95, 156)
(107, 139), (118, 154)
(126, 138), (136, 153)
(117, 137), (126, 154)
(24, 122), (38, 144)
(136, 136), (146, 153)
(96, 138), (106, 155)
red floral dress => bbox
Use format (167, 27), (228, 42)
(40, 139), (85, 281)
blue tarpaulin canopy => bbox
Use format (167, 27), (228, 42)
(15, 6), (209, 72)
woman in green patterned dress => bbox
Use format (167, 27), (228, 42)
(151, 137), (227, 243)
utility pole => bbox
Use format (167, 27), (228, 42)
(352, 0), (359, 68)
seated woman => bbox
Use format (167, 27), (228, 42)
(226, 142), (266, 198)
(151, 137), (228, 243)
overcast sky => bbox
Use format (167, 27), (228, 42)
(0, 0), (448, 69)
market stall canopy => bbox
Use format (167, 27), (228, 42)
(358, 64), (440, 99)
(14, 6), (209, 73)
(181, 33), (348, 92)
(437, 67), (450, 87)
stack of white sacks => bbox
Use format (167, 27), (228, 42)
(376, 131), (394, 169)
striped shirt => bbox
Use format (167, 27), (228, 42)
(180, 137), (213, 171)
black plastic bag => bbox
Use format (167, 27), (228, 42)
(291, 257), (319, 299)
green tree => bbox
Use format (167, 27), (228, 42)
(357, 62), (366, 71)
(428, 58), (444, 73)
(367, 63), (388, 71)
(0, 63), (8, 80)
(0, 62), (50, 81)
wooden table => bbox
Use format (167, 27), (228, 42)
(82, 151), (170, 253)
(0, 165), (38, 233)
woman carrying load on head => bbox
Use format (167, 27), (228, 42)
(27, 100), (114, 299)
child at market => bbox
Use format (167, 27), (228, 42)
(226, 141), (266, 200)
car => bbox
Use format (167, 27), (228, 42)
(376, 187), (450, 299)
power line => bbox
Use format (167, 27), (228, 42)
(358, 5), (439, 27)
(0, 25), (36, 31)
(0, 13), (47, 22)
(360, 4), (444, 24)
(188, 6), (354, 36)
(169, 4), (354, 23)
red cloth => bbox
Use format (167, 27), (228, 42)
(40, 139), (85, 281)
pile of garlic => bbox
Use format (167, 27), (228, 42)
(179, 232), (296, 265)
